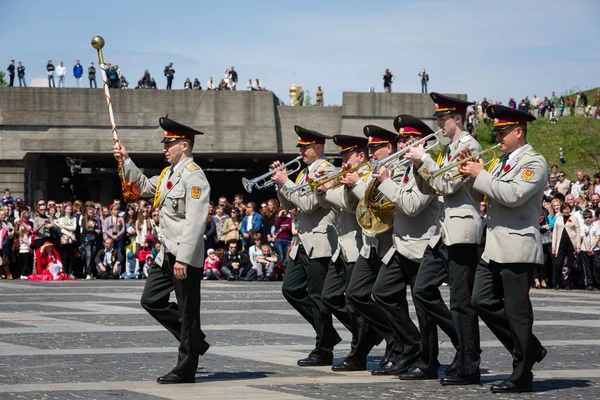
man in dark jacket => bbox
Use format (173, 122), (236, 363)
(7, 60), (15, 87)
(221, 243), (250, 280)
(94, 238), (124, 279)
(88, 62), (97, 88)
(17, 62), (26, 87)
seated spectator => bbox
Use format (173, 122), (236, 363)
(142, 254), (153, 278)
(255, 79), (262, 90)
(246, 233), (264, 281)
(203, 248), (221, 280)
(247, 79), (255, 91)
(28, 242), (67, 281)
(121, 251), (141, 279)
(120, 76), (129, 89)
(2, 189), (14, 207)
(94, 238), (124, 279)
(184, 78), (192, 90)
(137, 237), (153, 264)
(149, 78), (157, 89)
(192, 78), (202, 90)
(222, 242), (250, 281)
(256, 243), (280, 281)
(218, 79), (227, 90)
(207, 76), (216, 90)
(152, 241), (161, 259)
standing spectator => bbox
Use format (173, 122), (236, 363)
(418, 68), (429, 93)
(213, 205), (230, 249)
(17, 224), (33, 279)
(46, 60), (56, 88)
(383, 68), (395, 92)
(183, 78), (192, 90)
(192, 78), (201, 90)
(581, 209), (600, 290)
(204, 204), (216, 251)
(531, 94), (540, 116)
(135, 209), (152, 247)
(207, 76), (216, 90)
(273, 208), (293, 261)
(103, 205), (125, 257)
(88, 62), (97, 88)
(56, 61), (66, 88)
(571, 170), (585, 198)
(17, 62), (26, 87)
(555, 172), (572, 196)
(229, 66), (238, 90)
(240, 202), (263, 251)
(124, 205), (137, 256)
(203, 248), (221, 280)
(263, 199), (279, 245)
(316, 86), (324, 106)
(508, 97), (516, 109)
(6, 60), (15, 87)
(143, 69), (151, 88)
(164, 62), (175, 90)
(558, 96), (565, 116)
(73, 60), (83, 88)
(296, 86), (304, 106)
(107, 64), (119, 89)
(58, 203), (78, 279)
(221, 208), (241, 247)
(33, 203), (54, 249)
(81, 206), (101, 279)
(552, 203), (581, 290)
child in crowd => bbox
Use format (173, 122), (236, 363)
(203, 248), (221, 280)
(18, 224), (34, 279)
(122, 251), (141, 279)
(143, 254), (153, 278)
(152, 242), (161, 260)
(581, 209), (600, 290)
(137, 238), (153, 265)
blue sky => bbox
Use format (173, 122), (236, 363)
(1, 0), (598, 105)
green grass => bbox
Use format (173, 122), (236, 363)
(475, 115), (600, 179)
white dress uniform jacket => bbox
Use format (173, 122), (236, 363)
(124, 157), (210, 268)
(278, 158), (338, 260)
(415, 130), (482, 247)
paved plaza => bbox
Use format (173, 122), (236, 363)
(0, 280), (599, 399)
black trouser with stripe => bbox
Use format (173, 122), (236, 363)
(282, 245), (340, 357)
(141, 253), (207, 378)
(322, 256), (381, 361)
(412, 242), (480, 376)
(472, 259), (544, 385)
(347, 251), (403, 363)
(372, 252), (421, 361)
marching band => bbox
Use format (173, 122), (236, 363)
(250, 92), (548, 393)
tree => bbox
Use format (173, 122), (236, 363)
(0, 71), (6, 86)
(304, 90), (312, 106)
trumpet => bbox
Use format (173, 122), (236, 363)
(284, 168), (343, 199)
(371, 130), (441, 173)
(421, 143), (502, 183)
(242, 155), (303, 193)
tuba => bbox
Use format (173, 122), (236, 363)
(356, 131), (441, 234)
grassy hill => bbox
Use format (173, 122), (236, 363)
(475, 115), (600, 179)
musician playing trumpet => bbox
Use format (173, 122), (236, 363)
(345, 126), (402, 375)
(402, 93), (482, 384)
(270, 126), (341, 367)
(371, 115), (440, 377)
(314, 135), (381, 371)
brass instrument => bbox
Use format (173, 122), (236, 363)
(307, 163), (372, 194)
(356, 131), (442, 234)
(242, 156), (303, 193)
(421, 143), (502, 183)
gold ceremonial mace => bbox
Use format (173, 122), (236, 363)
(91, 35), (140, 202)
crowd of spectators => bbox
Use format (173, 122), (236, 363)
(0, 189), (295, 282)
